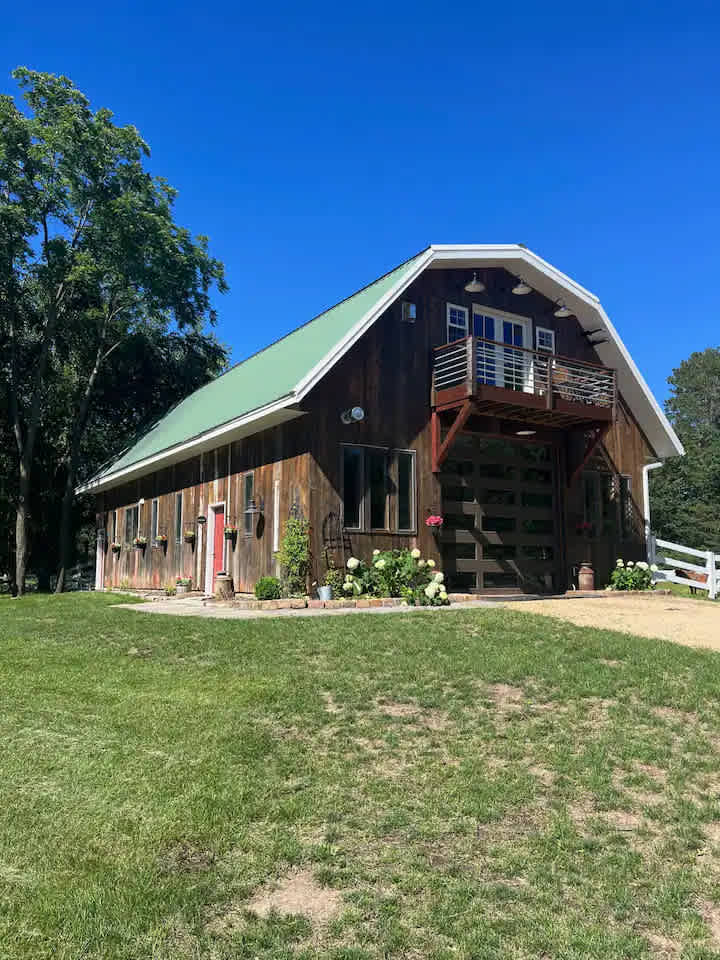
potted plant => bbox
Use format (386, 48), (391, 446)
(318, 564), (344, 601)
(176, 576), (192, 596)
(111, 541), (121, 553)
(155, 533), (168, 547)
(183, 529), (196, 544)
(133, 536), (147, 549)
(425, 514), (444, 538)
(224, 524), (237, 541)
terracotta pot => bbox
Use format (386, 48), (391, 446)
(578, 563), (595, 591)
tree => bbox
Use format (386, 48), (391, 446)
(0, 68), (227, 594)
(650, 347), (720, 552)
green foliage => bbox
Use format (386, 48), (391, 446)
(163, 582), (176, 597)
(254, 576), (282, 600)
(276, 516), (310, 596)
(343, 548), (449, 604)
(0, 67), (227, 590)
(650, 347), (720, 552)
(609, 559), (654, 591)
(322, 566), (345, 597)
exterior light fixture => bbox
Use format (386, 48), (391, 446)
(516, 429), (536, 436)
(554, 302), (572, 318)
(464, 272), (486, 293)
(512, 278), (532, 295)
(341, 406), (365, 425)
(197, 514), (207, 525)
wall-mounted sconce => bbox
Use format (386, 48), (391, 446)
(341, 406), (365, 425)
(197, 514), (207, 525)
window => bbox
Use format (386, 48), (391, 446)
(151, 498), (159, 539)
(243, 473), (255, 537)
(367, 450), (388, 529)
(111, 510), (117, 544)
(620, 475), (633, 540)
(124, 504), (139, 543)
(272, 479), (280, 553)
(342, 447), (416, 533)
(401, 301), (416, 324)
(446, 303), (468, 342)
(536, 326), (555, 353)
(175, 493), (183, 544)
(342, 447), (364, 530)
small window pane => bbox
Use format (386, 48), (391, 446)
(343, 448), (363, 529)
(482, 515), (516, 533)
(175, 494), (183, 543)
(244, 474), (255, 536)
(522, 491), (553, 509)
(453, 542), (476, 560)
(481, 489), (515, 505)
(483, 544), (517, 560)
(368, 451), (387, 529)
(445, 512), (475, 530)
(397, 452), (414, 531)
(447, 571), (476, 591)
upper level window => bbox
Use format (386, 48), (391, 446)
(342, 446), (416, 533)
(446, 304), (468, 342)
(536, 327), (556, 353)
(401, 301), (417, 324)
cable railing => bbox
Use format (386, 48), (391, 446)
(433, 336), (617, 412)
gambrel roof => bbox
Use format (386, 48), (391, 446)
(78, 244), (682, 494)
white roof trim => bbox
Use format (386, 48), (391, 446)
(82, 243), (682, 494)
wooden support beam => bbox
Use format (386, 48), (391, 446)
(433, 400), (474, 473)
(567, 423), (611, 488)
(431, 410), (440, 474)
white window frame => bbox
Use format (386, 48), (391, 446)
(151, 498), (159, 539)
(446, 303), (469, 343)
(535, 326), (556, 353)
(242, 472), (255, 538)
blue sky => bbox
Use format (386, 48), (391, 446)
(4, 0), (719, 404)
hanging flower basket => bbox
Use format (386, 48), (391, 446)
(425, 515), (444, 537)
(111, 542), (121, 553)
(224, 525), (238, 541)
(183, 530), (196, 544)
(133, 536), (147, 549)
(155, 534), (168, 547)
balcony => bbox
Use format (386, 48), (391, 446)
(431, 336), (617, 429)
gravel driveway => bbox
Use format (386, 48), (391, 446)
(500, 594), (720, 651)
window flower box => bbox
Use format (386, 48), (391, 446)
(176, 576), (192, 596)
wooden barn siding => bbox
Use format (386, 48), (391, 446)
(303, 267), (657, 587)
(99, 419), (311, 593)
(97, 266), (657, 593)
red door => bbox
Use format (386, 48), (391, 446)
(213, 506), (225, 579)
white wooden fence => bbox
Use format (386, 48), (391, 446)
(647, 535), (719, 600)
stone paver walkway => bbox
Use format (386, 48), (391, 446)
(114, 597), (495, 620)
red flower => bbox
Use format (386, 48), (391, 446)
(425, 515), (444, 527)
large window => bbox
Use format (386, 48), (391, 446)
(111, 510), (117, 544)
(175, 493), (183, 544)
(124, 504), (139, 543)
(151, 498), (159, 539)
(342, 447), (416, 533)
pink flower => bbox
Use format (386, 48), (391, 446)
(425, 515), (444, 528)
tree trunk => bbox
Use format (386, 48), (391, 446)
(15, 461), (30, 596)
(55, 471), (75, 594)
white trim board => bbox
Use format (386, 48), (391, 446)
(80, 244), (682, 495)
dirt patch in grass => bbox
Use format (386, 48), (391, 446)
(160, 841), (216, 874)
(485, 683), (525, 712)
(321, 691), (342, 714)
(210, 869), (343, 934)
(645, 930), (682, 957)
(699, 899), (720, 947)
(376, 699), (449, 731)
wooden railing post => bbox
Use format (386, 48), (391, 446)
(466, 337), (477, 397)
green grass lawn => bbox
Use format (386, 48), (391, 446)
(2, 594), (720, 959)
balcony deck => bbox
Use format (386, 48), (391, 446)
(431, 336), (617, 428)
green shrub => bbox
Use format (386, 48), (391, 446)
(343, 548), (449, 604)
(323, 566), (345, 598)
(608, 559), (656, 591)
(255, 576), (282, 600)
(277, 516), (310, 596)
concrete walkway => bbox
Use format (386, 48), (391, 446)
(114, 596), (496, 620)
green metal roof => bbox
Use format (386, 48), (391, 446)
(93, 249), (428, 483)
